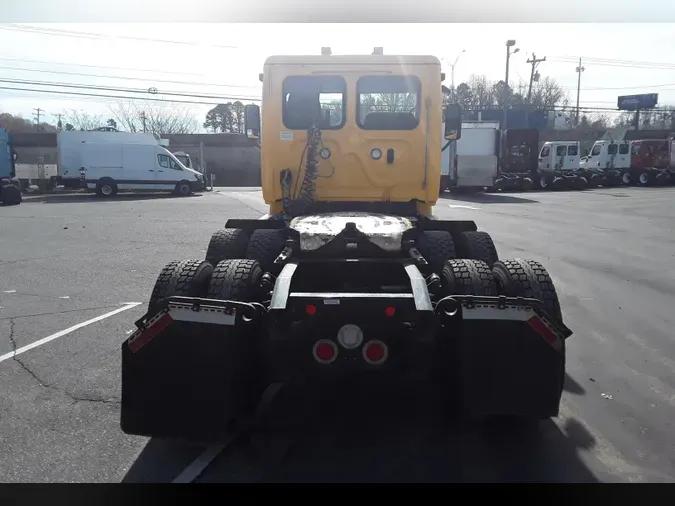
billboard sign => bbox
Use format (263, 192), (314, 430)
(617, 93), (658, 111)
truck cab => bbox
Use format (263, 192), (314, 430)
(173, 151), (193, 170)
(538, 141), (581, 172)
(626, 139), (671, 186)
(581, 140), (631, 170)
(630, 139), (669, 169)
(243, 48), (447, 217)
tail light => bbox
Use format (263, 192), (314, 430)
(313, 339), (338, 364)
(362, 340), (388, 365)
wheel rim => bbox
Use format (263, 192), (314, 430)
(639, 173), (648, 184)
(540, 178), (548, 188)
(180, 184), (190, 195)
(622, 173), (631, 184)
(102, 184), (112, 195)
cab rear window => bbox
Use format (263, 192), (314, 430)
(282, 75), (346, 130)
(357, 75), (421, 130)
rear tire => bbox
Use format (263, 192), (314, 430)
(205, 228), (249, 266)
(148, 259), (214, 312)
(245, 229), (286, 275)
(455, 231), (499, 267)
(441, 259), (497, 296)
(417, 230), (456, 275)
(0, 184), (22, 205)
(492, 258), (562, 320)
(208, 259), (263, 302)
(95, 178), (117, 198)
(490, 259), (566, 426)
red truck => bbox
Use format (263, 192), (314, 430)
(625, 138), (673, 186)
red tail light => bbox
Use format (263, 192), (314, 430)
(305, 304), (317, 316)
(362, 340), (388, 365)
(384, 306), (395, 317)
(313, 339), (337, 364)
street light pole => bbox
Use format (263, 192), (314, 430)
(503, 39), (519, 130)
(450, 49), (466, 94)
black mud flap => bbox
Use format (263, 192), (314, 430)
(437, 295), (571, 421)
(120, 297), (267, 442)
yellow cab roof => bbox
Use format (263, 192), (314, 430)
(263, 54), (441, 67)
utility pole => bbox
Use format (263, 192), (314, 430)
(525, 53), (546, 128)
(575, 57), (585, 125)
(526, 53), (546, 103)
(33, 108), (44, 131)
(54, 113), (63, 131)
(140, 111), (147, 133)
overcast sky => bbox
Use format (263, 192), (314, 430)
(1, 22), (675, 127)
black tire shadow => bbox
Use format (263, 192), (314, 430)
(440, 192), (539, 204)
(121, 382), (603, 483)
(23, 192), (203, 204)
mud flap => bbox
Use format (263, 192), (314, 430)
(120, 297), (266, 442)
(437, 296), (570, 421)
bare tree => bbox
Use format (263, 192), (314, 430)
(62, 109), (107, 131)
(108, 99), (199, 134)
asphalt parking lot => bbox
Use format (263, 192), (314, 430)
(1, 186), (674, 482)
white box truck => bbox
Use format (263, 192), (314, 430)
(79, 142), (204, 197)
(57, 130), (163, 189)
(441, 121), (500, 192)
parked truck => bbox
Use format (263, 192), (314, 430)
(493, 131), (586, 191)
(493, 129), (538, 191)
(579, 140), (629, 187)
(0, 129), (21, 205)
(623, 139), (672, 186)
(440, 121), (500, 192)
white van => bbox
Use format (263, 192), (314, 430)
(79, 142), (204, 197)
(57, 130), (163, 188)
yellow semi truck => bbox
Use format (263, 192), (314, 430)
(120, 49), (571, 442)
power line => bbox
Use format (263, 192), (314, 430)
(1, 24), (240, 50)
(0, 63), (260, 91)
(0, 77), (261, 102)
(549, 55), (675, 71)
(0, 55), (235, 79)
(0, 84), (260, 106)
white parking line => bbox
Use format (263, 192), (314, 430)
(448, 204), (480, 210)
(0, 302), (142, 365)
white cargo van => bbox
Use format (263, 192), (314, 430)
(79, 142), (204, 197)
(57, 130), (163, 188)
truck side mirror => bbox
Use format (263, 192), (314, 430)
(444, 103), (462, 140)
(244, 104), (261, 139)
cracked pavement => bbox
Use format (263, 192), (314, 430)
(1, 187), (675, 482)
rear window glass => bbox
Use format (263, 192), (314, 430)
(357, 75), (421, 130)
(619, 144), (629, 155)
(556, 145), (567, 156)
(282, 75), (346, 130)
(567, 145), (578, 156)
